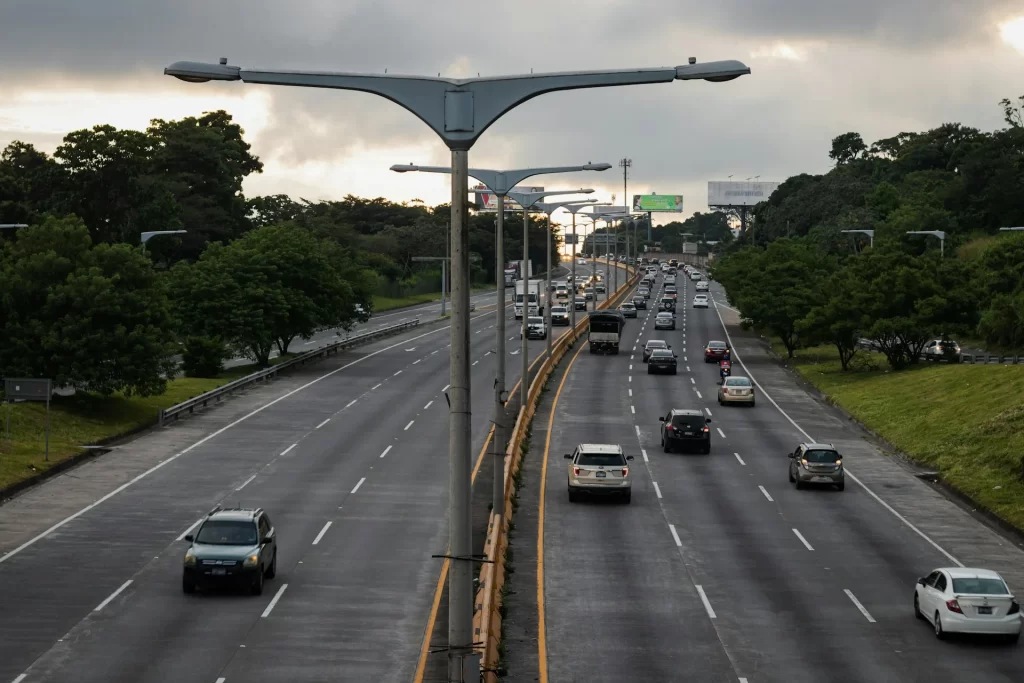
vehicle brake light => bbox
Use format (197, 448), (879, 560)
(622, 467), (629, 477)
(945, 599), (963, 614)
(1009, 600), (1020, 615)
(573, 466), (580, 476)
(665, 424), (675, 431)
(702, 426), (709, 432)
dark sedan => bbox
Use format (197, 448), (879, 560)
(647, 348), (678, 374)
(632, 295), (647, 310)
(703, 340), (731, 362)
(620, 303), (638, 318)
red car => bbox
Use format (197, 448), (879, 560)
(704, 340), (731, 363)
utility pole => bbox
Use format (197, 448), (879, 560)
(620, 158), (631, 263)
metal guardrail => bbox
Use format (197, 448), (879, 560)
(158, 319), (420, 426)
(854, 338), (1020, 365)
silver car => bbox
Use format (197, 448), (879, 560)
(565, 443), (634, 503)
(654, 312), (676, 330)
(788, 442), (845, 491)
(718, 376), (755, 406)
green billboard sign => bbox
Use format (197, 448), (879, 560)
(632, 194), (683, 212)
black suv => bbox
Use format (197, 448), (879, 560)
(632, 295), (647, 310)
(182, 507), (278, 595)
(659, 409), (712, 454)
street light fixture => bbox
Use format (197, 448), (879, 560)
(999, 227), (1024, 232)
(0, 224), (28, 229)
(140, 230), (187, 252)
(560, 202), (610, 329)
(582, 207), (630, 295)
(840, 229), (874, 248)
(906, 230), (946, 258)
(167, 55), (751, 679)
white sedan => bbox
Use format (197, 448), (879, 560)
(696, 280), (710, 292)
(693, 294), (709, 308)
(914, 567), (1021, 642)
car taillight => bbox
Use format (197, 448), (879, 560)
(621, 467), (629, 477)
(702, 426), (709, 432)
(945, 599), (963, 614)
(573, 466), (580, 476)
(665, 424), (675, 431)
(1009, 599), (1020, 615)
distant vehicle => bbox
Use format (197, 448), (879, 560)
(718, 376), (755, 406)
(182, 507), (278, 595)
(565, 443), (634, 503)
(788, 442), (845, 491)
(654, 311), (676, 330)
(550, 280), (559, 291)
(595, 282), (606, 293)
(696, 281), (710, 292)
(514, 280), (541, 320)
(690, 271), (702, 281)
(550, 306), (570, 326)
(643, 339), (670, 362)
(555, 284), (569, 300)
(703, 340), (730, 362)
(693, 294), (709, 308)
(588, 310), (625, 354)
(664, 285), (678, 297)
(577, 258), (588, 265)
(638, 287), (651, 300)
(647, 348), (678, 374)
(620, 302), (638, 318)
(584, 287), (595, 301)
(923, 339), (962, 363)
(574, 296), (587, 311)
(914, 567), (1020, 642)
(669, 259), (678, 267)
(665, 275), (676, 285)
(632, 295), (647, 310)
(523, 316), (547, 340)
(659, 409), (712, 454)
(658, 297), (676, 312)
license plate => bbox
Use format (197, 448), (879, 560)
(812, 476), (833, 483)
(683, 432), (694, 436)
(595, 471), (607, 478)
(212, 568), (227, 576)
(978, 606), (993, 615)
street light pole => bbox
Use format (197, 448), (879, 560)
(563, 203), (610, 330)
(167, 56), (750, 681)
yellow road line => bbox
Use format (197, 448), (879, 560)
(537, 341), (588, 683)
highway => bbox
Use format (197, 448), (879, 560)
(514, 263), (1024, 682)
(0, 263), (617, 683)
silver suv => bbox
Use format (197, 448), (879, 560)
(565, 443), (635, 503)
(788, 442), (845, 491)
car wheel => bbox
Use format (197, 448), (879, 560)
(182, 576), (196, 594)
(914, 593), (924, 620)
(836, 481), (845, 492)
(718, 397), (723, 405)
(647, 368), (653, 375)
(934, 613), (945, 640)
(252, 568), (264, 596)
(703, 444), (711, 455)
(622, 490), (631, 504)
(795, 478), (805, 490)
(788, 468), (795, 483)
(750, 399), (755, 407)
(664, 443), (672, 454)
(1006, 632), (1020, 645)
(568, 487), (578, 503)
(671, 368), (677, 375)
(265, 549), (277, 579)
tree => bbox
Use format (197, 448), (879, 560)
(999, 95), (1023, 128)
(978, 293), (1024, 349)
(0, 142), (59, 225)
(0, 216), (176, 395)
(830, 132), (868, 165)
(799, 268), (867, 370)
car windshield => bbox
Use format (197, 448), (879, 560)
(577, 452), (625, 467)
(657, 313), (672, 318)
(951, 577), (1008, 595)
(646, 340), (667, 349)
(694, 295), (707, 300)
(196, 520), (258, 546)
(622, 304), (635, 310)
(552, 308), (567, 314)
(671, 414), (704, 429)
(708, 342), (727, 349)
(529, 317), (543, 324)
(651, 349), (674, 357)
(804, 449), (839, 463)
(724, 377), (751, 387)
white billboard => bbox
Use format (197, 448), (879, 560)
(707, 181), (780, 207)
(472, 185), (544, 212)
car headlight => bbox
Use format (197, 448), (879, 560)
(184, 552), (196, 566)
(243, 554), (260, 567)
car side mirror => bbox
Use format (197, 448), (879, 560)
(563, 453), (572, 459)
(787, 453), (796, 458)
(184, 534), (194, 542)
(626, 455), (634, 461)
(705, 418), (712, 424)
(917, 577), (927, 586)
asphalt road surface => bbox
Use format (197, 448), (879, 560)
(0, 264), (629, 683)
(525, 266), (1024, 683)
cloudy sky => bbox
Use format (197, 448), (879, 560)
(2, 0), (1023, 224)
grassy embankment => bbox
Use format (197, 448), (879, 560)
(0, 357), (293, 492)
(772, 342), (1024, 531)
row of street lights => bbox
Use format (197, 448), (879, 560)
(164, 54), (752, 681)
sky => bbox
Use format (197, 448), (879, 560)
(1, 0), (1023, 227)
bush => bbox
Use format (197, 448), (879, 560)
(181, 336), (229, 378)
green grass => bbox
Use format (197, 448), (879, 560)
(371, 286), (494, 314)
(773, 341), (1024, 531)
(0, 356), (294, 492)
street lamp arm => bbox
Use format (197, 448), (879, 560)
(391, 164), (611, 194)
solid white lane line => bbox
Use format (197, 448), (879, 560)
(734, 453), (746, 466)
(844, 589), (876, 623)
(710, 298), (964, 568)
(351, 478), (366, 494)
(372, 383), (382, 390)
(653, 482), (663, 499)
(312, 521), (333, 545)
(793, 528), (814, 551)
(316, 418), (330, 429)
(393, 370), (403, 376)
(345, 399), (357, 409)
(413, 359), (421, 365)
(669, 524), (683, 547)
(442, 384), (450, 391)
(695, 585), (717, 619)
(630, 405), (636, 414)
(716, 427), (726, 438)
(177, 518), (203, 541)
(472, 360), (479, 366)
(404, 420), (414, 431)
(705, 407), (712, 416)
(696, 391), (703, 399)
(215, 679), (226, 683)
(236, 474), (257, 491)
(432, 349), (439, 355)
(758, 485), (774, 502)
(261, 584), (289, 618)
(13, 675), (28, 683)
(424, 400), (433, 409)
(380, 445), (392, 458)
(95, 580), (132, 612)
(281, 444), (296, 456)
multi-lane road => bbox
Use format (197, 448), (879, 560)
(0, 263), (622, 683)
(512, 264), (1024, 682)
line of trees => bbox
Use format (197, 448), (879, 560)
(712, 95), (1024, 369)
(0, 111), (562, 395)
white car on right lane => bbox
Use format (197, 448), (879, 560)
(696, 280), (710, 292)
(693, 294), (709, 308)
(914, 567), (1021, 642)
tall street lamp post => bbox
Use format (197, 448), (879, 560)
(563, 202), (611, 329)
(165, 56), (750, 681)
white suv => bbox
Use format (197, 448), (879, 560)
(565, 444), (634, 503)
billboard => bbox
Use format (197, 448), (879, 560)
(632, 194), (683, 212)
(473, 185), (544, 211)
(707, 181), (780, 207)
